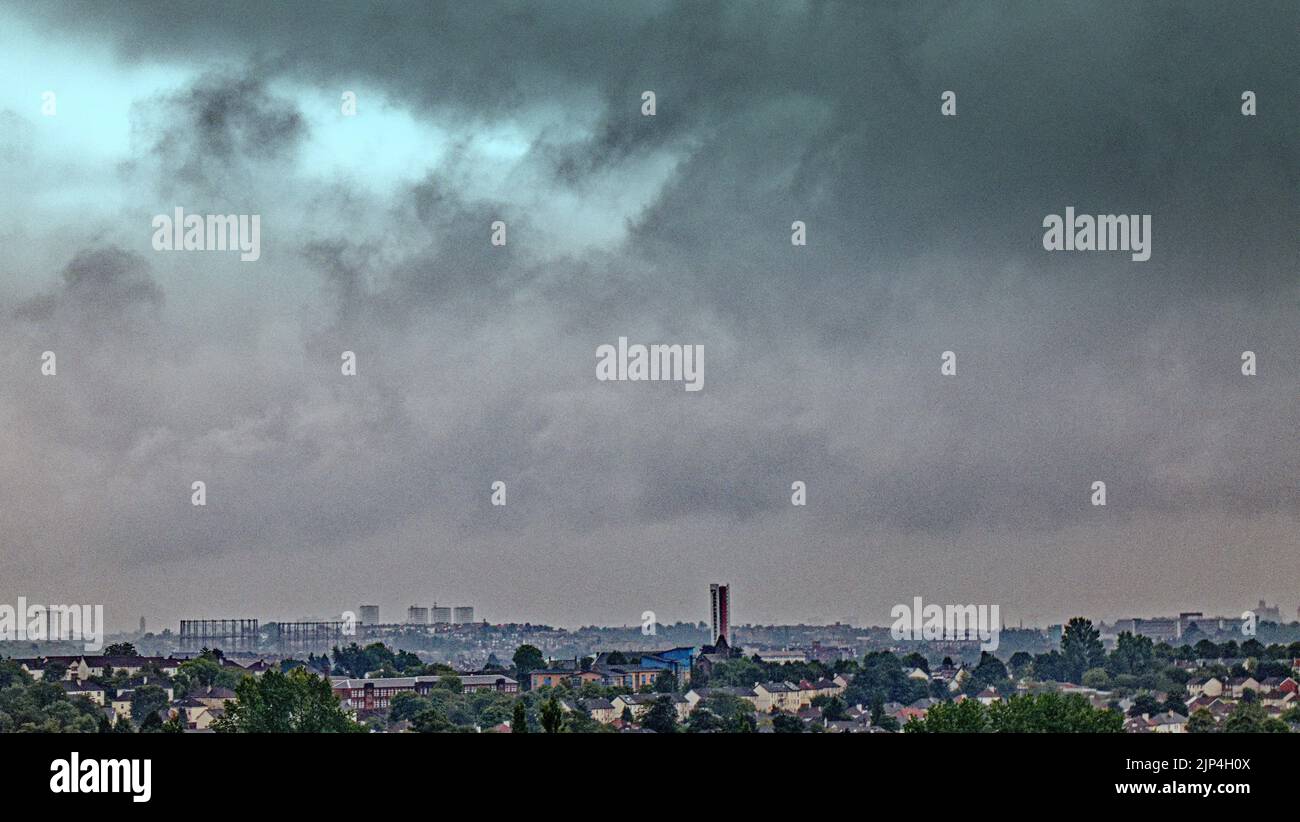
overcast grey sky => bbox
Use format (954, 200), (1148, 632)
(0, 1), (1295, 632)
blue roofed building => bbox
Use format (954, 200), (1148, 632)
(639, 646), (698, 685)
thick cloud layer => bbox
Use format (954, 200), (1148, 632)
(0, 1), (1295, 631)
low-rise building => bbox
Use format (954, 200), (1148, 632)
(610, 693), (691, 723)
(639, 647), (696, 685)
(684, 686), (759, 712)
(1186, 677), (1224, 699)
(17, 655), (182, 682)
(750, 648), (808, 665)
(974, 687), (1002, 705)
(331, 673), (517, 712)
(578, 698), (618, 724)
(194, 685), (237, 709)
(600, 665), (662, 691)
(1227, 677), (1261, 699)
(59, 680), (106, 705)
(752, 681), (803, 713)
(1149, 711), (1188, 733)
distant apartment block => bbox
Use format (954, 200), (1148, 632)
(1178, 612), (1204, 637)
(432, 605), (452, 625)
(750, 648), (808, 664)
(1131, 618), (1180, 643)
(453, 606), (475, 624)
(710, 583), (730, 645)
(359, 605), (380, 625)
(406, 606), (429, 625)
(1255, 600), (1282, 622)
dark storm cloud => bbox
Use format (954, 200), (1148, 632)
(2, 1), (1295, 625)
(23, 0), (1300, 310)
(8, 248), (174, 451)
(91, 0), (1293, 533)
(15, 246), (162, 324)
(30, 0), (1297, 261)
(130, 71), (307, 197)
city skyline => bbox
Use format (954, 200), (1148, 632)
(62, 592), (1300, 637)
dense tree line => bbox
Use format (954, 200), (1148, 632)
(904, 693), (1124, 733)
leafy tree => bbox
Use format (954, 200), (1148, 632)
(42, 661), (68, 683)
(331, 642), (401, 678)
(1082, 668), (1111, 689)
(564, 708), (607, 733)
(412, 706), (452, 733)
(1128, 693), (1162, 717)
(540, 695), (565, 733)
(989, 693), (1123, 732)
(173, 657), (223, 694)
(1007, 652), (1034, 679)
(1031, 651), (1069, 683)
(213, 668), (359, 733)
(771, 714), (803, 733)
(1162, 696), (1188, 716)
(964, 652), (1010, 696)
(1107, 632), (1155, 677)
(901, 652), (929, 673)
(1193, 639), (1220, 659)
(844, 652), (927, 707)
(642, 695), (678, 733)
(512, 645), (546, 681)
(1187, 708), (1217, 733)
(821, 696), (849, 721)
(0, 660), (29, 689)
(388, 691), (428, 723)
(875, 714), (900, 732)
(695, 694), (754, 733)
(103, 643), (138, 656)
(1223, 700), (1289, 733)
(469, 691), (514, 727)
(130, 684), (170, 726)
(393, 650), (423, 673)
(138, 710), (166, 733)
(0, 678), (98, 733)
(684, 707), (726, 733)
(906, 698), (989, 733)
(707, 657), (765, 688)
(1060, 618), (1105, 684)
(732, 711), (758, 732)
(1254, 659), (1289, 679)
(170, 649), (239, 693)
(511, 700), (528, 733)
(907, 693), (1122, 733)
